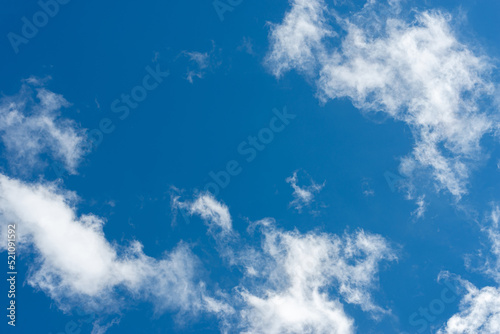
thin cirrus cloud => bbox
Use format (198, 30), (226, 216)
(266, 0), (497, 198)
(173, 192), (233, 234)
(180, 193), (397, 333)
(0, 174), (230, 330)
(0, 81), (87, 175)
(411, 195), (427, 219)
(182, 41), (222, 84)
(286, 170), (325, 212)
(438, 206), (500, 333)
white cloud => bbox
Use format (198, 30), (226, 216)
(411, 195), (426, 219)
(483, 205), (500, 282)
(439, 206), (500, 333)
(286, 170), (325, 212)
(187, 51), (209, 68)
(0, 174), (228, 319)
(173, 193), (233, 234)
(267, 0), (497, 198)
(0, 83), (87, 175)
(266, 0), (334, 77)
(183, 42), (221, 83)
(362, 178), (375, 197)
(236, 221), (397, 333)
(185, 51), (209, 83)
(437, 277), (500, 334)
(172, 193), (240, 268)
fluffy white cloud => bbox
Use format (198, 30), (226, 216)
(236, 220), (396, 333)
(286, 170), (324, 212)
(439, 207), (500, 333)
(0, 174), (227, 318)
(437, 278), (500, 334)
(267, 0), (496, 198)
(237, 223), (395, 333)
(266, 0), (334, 77)
(0, 83), (87, 175)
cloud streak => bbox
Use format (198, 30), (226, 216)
(172, 193), (233, 235)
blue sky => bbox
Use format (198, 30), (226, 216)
(1, 0), (500, 333)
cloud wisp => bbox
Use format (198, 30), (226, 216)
(286, 170), (325, 213)
(182, 41), (221, 83)
(0, 82), (87, 175)
(173, 193), (233, 234)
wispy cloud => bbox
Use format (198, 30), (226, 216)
(438, 206), (500, 333)
(266, 0), (497, 198)
(0, 82), (87, 175)
(173, 193), (233, 234)
(286, 170), (325, 213)
(236, 221), (397, 333)
(185, 51), (209, 83)
(183, 41), (221, 83)
(237, 37), (255, 56)
(362, 178), (375, 197)
(266, 0), (334, 77)
(411, 195), (427, 219)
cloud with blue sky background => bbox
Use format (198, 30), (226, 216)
(1, 0), (500, 333)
